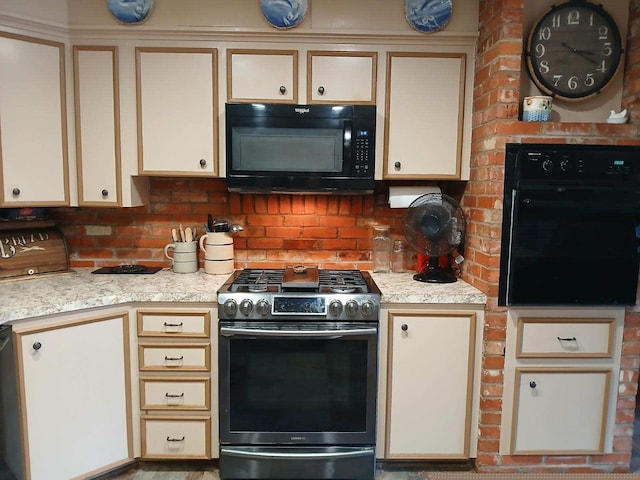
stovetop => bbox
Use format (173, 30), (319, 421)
(217, 267), (380, 321)
(225, 267), (374, 294)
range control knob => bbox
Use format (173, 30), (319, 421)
(560, 159), (570, 172)
(329, 300), (343, 317)
(542, 158), (554, 172)
(256, 299), (271, 316)
(345, 300), (359, 317)
(223, 299), (238, 317)
(239, 299), (254, 316)
(361, 301), (376, 317)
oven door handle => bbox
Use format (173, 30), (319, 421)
(220, 326), (377, 338)
(220, 447), (373, 460)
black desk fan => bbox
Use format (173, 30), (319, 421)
(403, 193), (466, 283)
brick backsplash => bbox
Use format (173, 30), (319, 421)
(51, 179), (410, 270)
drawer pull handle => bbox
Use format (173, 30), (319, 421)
(164, 355), (184, 361)
(165, 392), (185, 398)
(164, 322), (184, 328)
(166, 436), (185, 442)
(557, 336), (577, 342)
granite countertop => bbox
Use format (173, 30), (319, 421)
(0, 268), (486, 323)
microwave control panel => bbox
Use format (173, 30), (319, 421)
(354, 129), (372, 176)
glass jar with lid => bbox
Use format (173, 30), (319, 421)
(391, 238), (408, 273)
(372, 226), (391, 273)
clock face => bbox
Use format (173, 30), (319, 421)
(526, 1), (623, 101)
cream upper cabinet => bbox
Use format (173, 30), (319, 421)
(227, 49), (298, 103)
(136, 47), (218, 176)
(307, 51), (377, 104)
(384, 52), (466, 179)
(73, 46), (121, 206)
(383, 309), (477, 459)
(15, 312), (132, 480)
(0, 32), (69, 206)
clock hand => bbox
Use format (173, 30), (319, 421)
(561, 42), (597, 65)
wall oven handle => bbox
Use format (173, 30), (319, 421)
(220, 447), (373, 460)
(220, 326), (377, 338)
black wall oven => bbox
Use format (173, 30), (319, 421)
(499, 143), (640, 306)
(217, 268), (380, 480)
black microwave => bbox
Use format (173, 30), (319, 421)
(225, 103), (376, 194)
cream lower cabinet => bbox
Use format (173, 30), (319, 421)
(379, 307), (481, 459)
(0, 31), (69, 206)
(136, 307), (216, 460)
(14, 312), (132, 480)
(501, 309), (624, 456)
(384, 52), (466, 179)
(136, 47), (218, 176)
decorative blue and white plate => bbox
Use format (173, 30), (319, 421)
(405, 0), (453, 33)
(260, 0), (307, 29)
(108, 0), (154, 24)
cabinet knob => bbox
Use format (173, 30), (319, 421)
(199, 158), (207, 168)
(12, 188), (20, 196)
(529, 381), (537, 389)
(394, 162), (401, 170)
(279, 85), (287, 95)
(33, 341), (42, 351)
(401, 324), (408, 331)
(317, 86), (325, 95)
(101, 189), (109, 197)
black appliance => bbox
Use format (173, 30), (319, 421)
(0, 325), (22, 480)
(498, 143), (640, 306)
(217, 267), (380, 480)
(225, 103), (376, 194)
(91, 264), (162, 274)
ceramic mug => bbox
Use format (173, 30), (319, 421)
(522, 96), (552, 122)
(199, 232), (234, 275)
(164, 241), (198, 273)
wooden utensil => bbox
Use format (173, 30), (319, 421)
(179, 224), (185, 242)
(185, 227), (193, 242)
(171, 228), (179, 242)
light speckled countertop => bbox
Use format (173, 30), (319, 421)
(0, 269), (486, 323)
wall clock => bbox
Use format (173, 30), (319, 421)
(526, 0), (623, 101)
(405, 0), (453, 33)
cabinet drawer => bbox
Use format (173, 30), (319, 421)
(516, 318), (614, 358)
(141, 415), (211, 459)
(137, 309), (211, 338)
(139, 343), (211, 371)
(140, 377), (210, 411)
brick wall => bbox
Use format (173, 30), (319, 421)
(466, 0), (640, 473)
(52, 180), (409, 270)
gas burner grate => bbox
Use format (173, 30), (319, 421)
(318, 270), (369, 293)
(230, 269), (284, 292)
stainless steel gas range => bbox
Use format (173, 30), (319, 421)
(217, 266), (380, 480)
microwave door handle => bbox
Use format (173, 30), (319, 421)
(343, 120), (352, 149)
(220, 326), (377, 338)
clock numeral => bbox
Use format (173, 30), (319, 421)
(599, 25), (609, 40)
(585, 73), (595, 87)
(535, 43), (546, 58)
(568, 76), (579, 90)
(596, 60), (607, 72)
(589, 13), (594, 27)
(602, 42), (613, 56)
(567, 10), (580, 25)
(539, 60), (550, 74)
(553, 75), (563, 87)
(538, 26), (551, 41)
(552, 13), (561, 28)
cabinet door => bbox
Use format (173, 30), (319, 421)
(74, 46), (121, 206)
(0, 32), (69, 206)
(386, 311), (475, 458)
(16, 313), (132, 480)
(384, 52), (465, 179)
(136, 47), (218, 175)
(307, 51), (377, 104)
(227, 49), (297, 103)
(511, 368), (610, 454)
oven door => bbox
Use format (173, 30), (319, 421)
(218, 321), (378, 446)
(499, 186), (640, 305)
